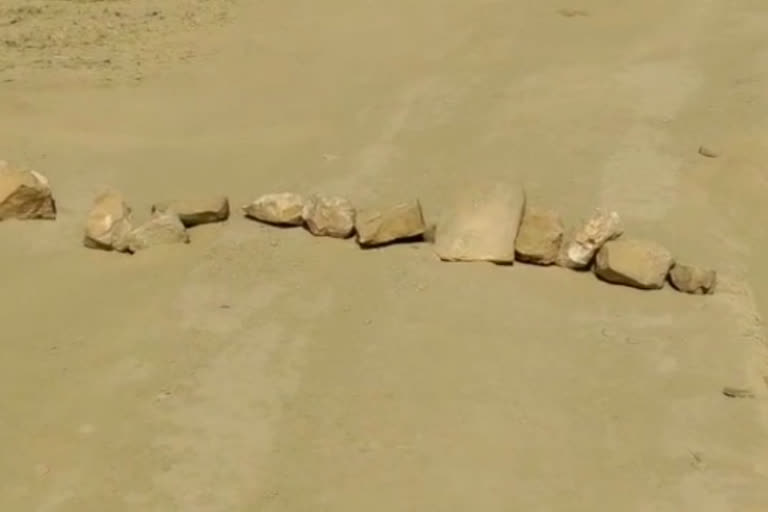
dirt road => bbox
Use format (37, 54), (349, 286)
(1, 1), (767, 510)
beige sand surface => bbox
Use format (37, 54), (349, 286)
(1, 1), (768, 510)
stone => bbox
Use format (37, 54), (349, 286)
(515, 207), (564, 265)
(722, 387), (754, 399)
(152, 196), (229, 227)
(558, 209), (622, 269)
(83, 190), (134, 252)
(124, 212), (189, 253)
(0, 162), (56, 221)
(594, 239), (674, 290)
(698, 146), (719, 158)
(242, 193), (305, 226)
(669, 263), (717, 295)
(434, 181), (525, 263)
(356, 200), (426, 247)
(302, 195), (356, 238)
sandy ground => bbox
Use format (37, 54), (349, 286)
(1, 0), (768, 510)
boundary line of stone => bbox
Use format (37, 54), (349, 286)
(0, 161), (715, 295)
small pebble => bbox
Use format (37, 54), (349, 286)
(698, 145), (719, 158)
(722, 386), (754, 398)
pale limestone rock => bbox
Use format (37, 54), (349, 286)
(434, 181), (525, 263)
(83, 190), (133, 252)
(356, 200), (426, 247)
(669, 263), (716, 295)
(515, 207), (564, 265)
(594, 239), (674, 290)
(302, 195), (355, 238)
(124, 212), (189, 253)
(0, 162), (56, 221)
(152, 196), (229, 227)
(559, 209), (622, 269)
(242, 193), (305, 226)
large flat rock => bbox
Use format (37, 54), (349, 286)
(434, 181), (525, 263)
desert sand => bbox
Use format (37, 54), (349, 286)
(1, 1), (768, 510)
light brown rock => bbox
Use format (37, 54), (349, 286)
(124, 212), (189, 253)
(0, 162), (56, 221)
(242, 193), (305, 226)
(356, 200), (426, 247)
(558, 209), (622, 269)
(302, 195), (356, 238)
(669, 263), (716, 295)
(515, 207), (564, 265)
(83, 190), (134, 251)
(152, 196), (230, 227)
(594, 239), (674, 290)
(434, 181), (525, 263)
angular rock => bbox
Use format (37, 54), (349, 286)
(356, 200), (426, 247)
(124, 212), (189, 253)
(558, 209), (622, 269)
(242, 193), (305, 226)
(302, 195), (355, 238)
(83, 190), (134, 252)
(515, 207), (564, 265)
(152, 196), (229, 227)
(669, 263), (716, 295)
(594, 239), (674, 290)
(434, 181), (525, 263)
(0, 162), (56, 221)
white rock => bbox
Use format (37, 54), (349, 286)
(558, 209), (622, 269)
(302, 195), (356, 238)
(242, 193), (305, 226)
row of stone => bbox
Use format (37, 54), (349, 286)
(428, 182), (715, 294)
(82, 190), (429, 252)
(0, 163), (716, 294)
(242, 192), (428, 246)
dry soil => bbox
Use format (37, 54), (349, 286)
(1, 1), (768, 511)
